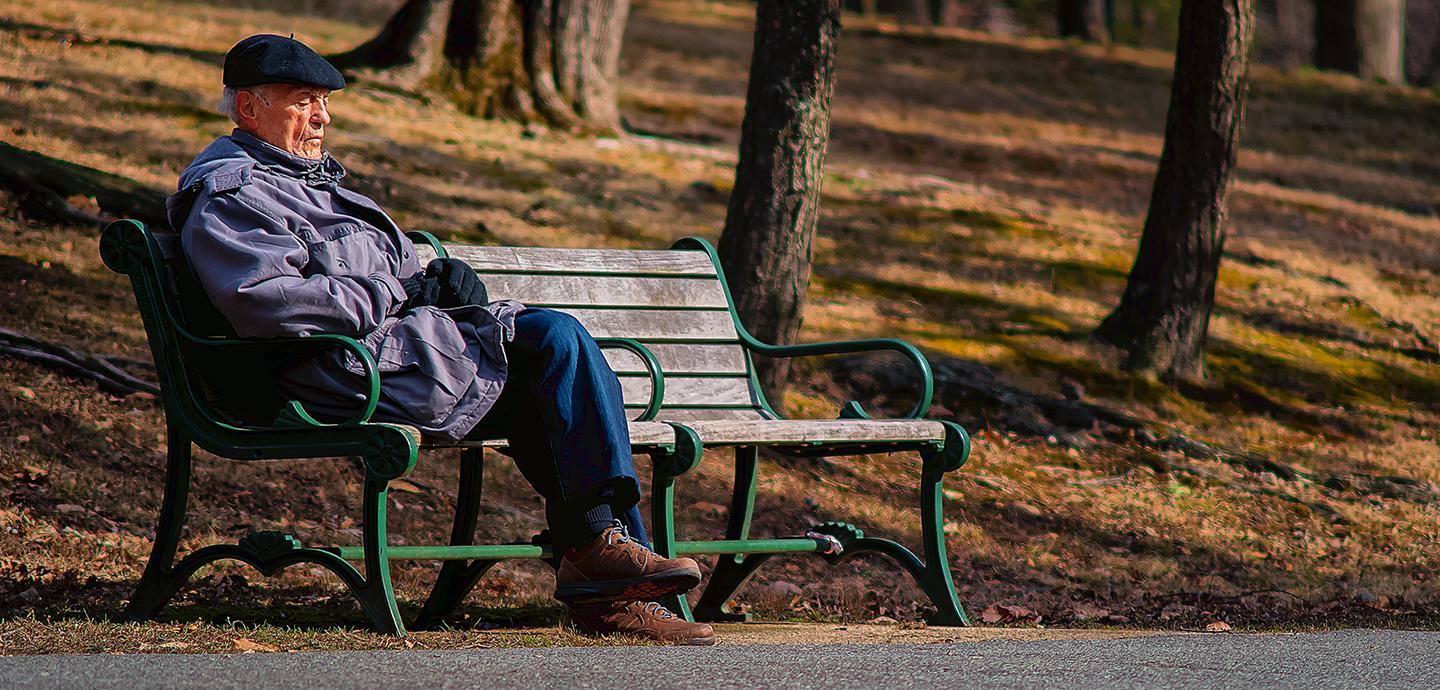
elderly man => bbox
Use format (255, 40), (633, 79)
(167, 34), (713, 645)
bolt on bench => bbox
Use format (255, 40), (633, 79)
(101, 219), (972, 635)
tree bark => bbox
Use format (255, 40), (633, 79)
(1261, 0), (1313, 70)
(1407, 0), (1440, 85)
(333, 0), (630, 131)
(1095, 0), (1256, 382)
(1058, 0), (1112, 42)
(718, 0), (841, 406)
(1314, 0), (1406, 84)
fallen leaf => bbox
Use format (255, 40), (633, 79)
(1205, 621), (1232, 633)
(19, 464), (47, 480)
(980, 603), (1036, 624)
(389, 479), (425, 494)
(16, 386), (36, 400)
(55, 504), (87, 513)
(233, 638), (278, 653)
(1070, 603), (1110, 620)
(687, 501), (728, 517)
(157, 642), (192, 650)
(66, 194), (102, 215)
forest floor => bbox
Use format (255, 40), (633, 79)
(2, 0), (1440, 654)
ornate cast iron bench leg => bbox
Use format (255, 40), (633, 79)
(123, 427), (412, 635)
(693, 422), (972, 626)
(120, 424), (194, 624)
(649, 424), (703, 620)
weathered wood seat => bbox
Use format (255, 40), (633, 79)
(101, 219), (972, 635)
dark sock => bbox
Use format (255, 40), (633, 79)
(582, 503), (615, 534)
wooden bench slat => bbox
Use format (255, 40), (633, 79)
(681, 419), (945, 445)
(425, 419), (943, 448)
(653, 407), (773, 422)
(603, 343), (748, 375)
(446, 245), (718, 276)
(428, 420), (676, 448)
(550, 308), (738, 341)
(479, 274), (730, 309)
(620, 376), (757, 408)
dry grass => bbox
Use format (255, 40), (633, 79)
(1, 0), (1439, 653)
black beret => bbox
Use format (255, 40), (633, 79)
(223, 34), (345, 90)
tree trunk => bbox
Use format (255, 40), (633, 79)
(718, 0), (841, 407)
(1314, 0), (1406, 84)
(1262, 0), (1313, 70)
(1407, 0), (1440, 85)
(332, 0), (631, 131)
(1058, 0), (1112, 42)
(930, 0), (965, 26)
(1095, 0), (1256, 382)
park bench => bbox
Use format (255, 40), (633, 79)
(100, 218), (973, 635)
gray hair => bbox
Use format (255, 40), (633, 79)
(217, 84), (275, 124)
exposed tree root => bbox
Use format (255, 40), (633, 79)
(0, 328), (158, 397)
(0, 142), (169, 229)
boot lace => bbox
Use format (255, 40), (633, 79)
(640, 601), (676, 620)
(604, 519), (634, 545)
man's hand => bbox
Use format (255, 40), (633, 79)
(399, 258), (488, 311)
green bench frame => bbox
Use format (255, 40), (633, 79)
(100, 218), (972, 635)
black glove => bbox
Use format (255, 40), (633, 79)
(427, 258), (487, 308)
(398, 271), (441, 310)
(399, 259), (487, 311)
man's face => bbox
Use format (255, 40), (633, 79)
(236, 84), (331, 159)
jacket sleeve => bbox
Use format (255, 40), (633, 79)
(180, 189), (407, 339)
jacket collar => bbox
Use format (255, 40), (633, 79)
(230, 128), (346, 187)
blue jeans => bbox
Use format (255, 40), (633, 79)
(465, 308), (649, 549)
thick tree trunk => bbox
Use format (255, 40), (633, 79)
(1095, 0), (1256, 382)
(328, 0), (452, 85)
(718, 0), (841, 406)
(1260, 0), (1313, 70)
(1314, 0), (1406, 84)
(930, 0), (965, 26)
(333, 0), (630, 130)
(1407, 0), (1440, 85)
(1058, 0), (1111, 42)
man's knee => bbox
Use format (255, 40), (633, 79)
(519, 308), (591, 356)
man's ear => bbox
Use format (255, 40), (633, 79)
(234, 89), (260, 127)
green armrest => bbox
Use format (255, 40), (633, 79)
(594, 337), (666, 421)
(744, 337), (935, 420)
(181, 332), (382, 429)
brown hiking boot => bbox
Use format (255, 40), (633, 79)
(554, 521), (702, 603)
(569, 600), (716, 645)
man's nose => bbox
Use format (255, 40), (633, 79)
(312, 103), (331, 126)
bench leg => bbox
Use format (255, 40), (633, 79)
(649, 450), (694, 621)
(687, 442), (971, 627)
(914, 451), (969, 626)
(692, 446), (764, 623)
(352, 476), (406, 634)
(121, 425), (193, 623)
(412, 449), (501, 630)
(648, 424), (703, 620)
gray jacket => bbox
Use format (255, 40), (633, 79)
(171, 129), (522, 440)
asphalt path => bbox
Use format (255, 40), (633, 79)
(4, 629), (1437, 689)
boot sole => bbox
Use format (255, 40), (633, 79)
(555, 565), (702, 604)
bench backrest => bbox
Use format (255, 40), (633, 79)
(419, 242), (773, 423)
